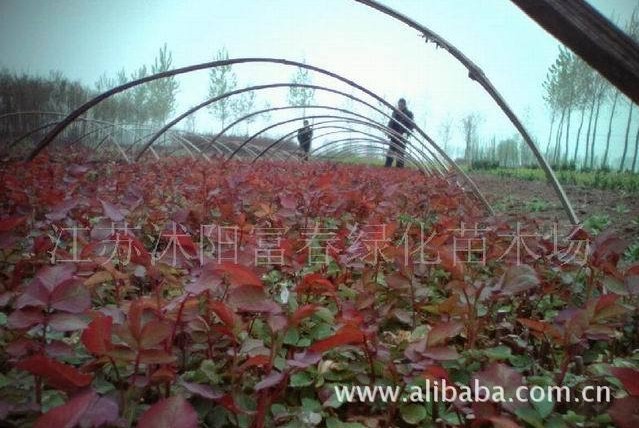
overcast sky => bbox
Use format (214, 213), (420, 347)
(0, 0), (637, 160)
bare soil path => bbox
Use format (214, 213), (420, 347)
(470, 172), (639, 238)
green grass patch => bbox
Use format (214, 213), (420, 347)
(475, 167), (639, 193)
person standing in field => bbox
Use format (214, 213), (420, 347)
(297, 119), (313, 161)
(385, 98), (415, 168)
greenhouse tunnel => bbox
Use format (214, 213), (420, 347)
(4, 0), (639, 227)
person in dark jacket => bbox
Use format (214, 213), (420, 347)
(297, 120), (313, 161)
(385, 98), (415, 168)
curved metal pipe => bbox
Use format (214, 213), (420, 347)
(219, 102), (445, 171)
(137, 83), (440, 166)
(282, 132), (383, 161)
(171, 132), (210, 161)
(160, 132), (281, 161)
(204, 93), (433, 159)
(89, 126), (154, 151)
(235, 115), (444, 174)
(0, 111), (80, 121)
(67, 122), (131, 149)
(308, 137), (426, 171)
(119, 126), (231, 157)
(313, 137), (395, 156)
(25, 58), (416, 158)
(258, 121), (440, 174)
(355, 0), (576, 223)
(322, 145), (423, 170)
(313, 137), (424, 164)
(6, 116), (124, 151)
(272, 125), (433, 164)
(229, 115), (423, 161)
(265, 125), (433, 174)
(188, 132), (227, 157)
(91, 132), (114, 154)
(0, 104), (332, 164)
(0, 111), (132, 131)
(317, 145), (422, 169)
(316, 144), (391, 161)
(280, 127), (394, 161)
(5, 120), (62, 149)
(165, 131), (294, 162)
(176, 131), (227, 157)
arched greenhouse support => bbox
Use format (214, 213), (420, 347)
(307, 137), (426, 171)
(311, 137), (399, 157)
(238, 117), (444, 175)
(204, 90), (427, 152)
(135, 83), (443, 168)
(166, 131), (295, 162)
(279, 127), (408, 166)
(202, 101), (445, 172)
(280, 135), (427, 170)
(5, 117), (128, 152)
(283, 134), (390, 161)
(248, 119), (448, 176)
(26, 57), (492, 217)
(68, 123), (123, 148)
(315, 145), (424, 170)
(253, 123), (434, 174)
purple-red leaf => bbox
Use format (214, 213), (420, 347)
(48, 313), (87, 331)
(427, 321), (464, 347)
(34, 390), (96, 428)
(46, 198), (78, 221)
(421, 346), (460, 361)
(36, 264), (76, 291)
(99, 199), (125, 222)
(49, 279), (91, 313)
(0, 216), (26, 232)
(254, 371), (286, 391)
(182, 381), (223, 400)
(78, 395), (119, 427)
(82, 315), (113, 355)
(609, 396), (639, 428)
(209, 301), (237, 329)
(17, 355), (93, 392)
(497, 265), (540, 296)
(138, 396), (198, 428)
(289, 304), (319, 327)
(227, 284), (282, 314)
(8, 308), (44, 329)
(310, 325), (364, 353)
(208, 262), (263, 288)
(472, 363), (526, 413)
(611, 367), (639, 396)
(139, 320), (172, 349)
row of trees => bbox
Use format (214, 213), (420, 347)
(470, 134), (537, 169)
(1, 43), (320, 144)
(457, 110), (536, 168)
(94, 43), (178, 126)
(0, 69), (90, 137)
(206, 48), (316, 134)
(0, 44), (179, 142)
(455, 10), (639, 173)
(542, 10), (639, 172)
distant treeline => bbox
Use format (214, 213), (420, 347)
(0, 44), (317, 146)
(0, 43), (178, 139)
(463, 9), (639, 173)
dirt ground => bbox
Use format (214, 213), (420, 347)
(469, 173), (639, 238)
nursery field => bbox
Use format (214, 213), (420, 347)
(0, 154), (638, 428)
(470, 173), (639, 238)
